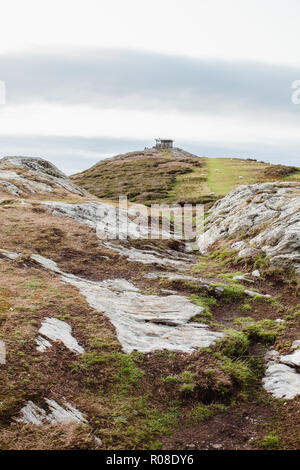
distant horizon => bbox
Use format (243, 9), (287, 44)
(0, 137), (299, 176)
(0, 136), (300, 176)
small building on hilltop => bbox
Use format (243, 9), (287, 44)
(155, 138), (173, 149)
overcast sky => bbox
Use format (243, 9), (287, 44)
(0, 0), (300, 174)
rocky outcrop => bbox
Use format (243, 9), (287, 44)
(262, 344), (300, 399)
(197, 182), (300, 274)
(44, 201), (195, 268)
(0, 156), (86, 197)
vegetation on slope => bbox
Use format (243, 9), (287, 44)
(0, 157), (299, 450)
(71, 149), (300, 206)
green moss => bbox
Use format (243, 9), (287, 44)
(254, 253), (269, 269)
(179, 383), (195, 394)
(190, 404), (214, 421)
(259, 432), (280, 450)
(162, 375), (181, 384)
(189, 293), (217, 318)
(210, 282), (245, 302)
(234, 317), (285, 343)
(219, 356), (256, 387)
(216, 329), (250, 358)
(102, 396), (180, 449)
(180, 371), (195, 383)
(204, 368), (216, 377)
(242, 302), (252, 311)
(190, 403), (227, 422)
(162, 370), (195, 388)
(113, 353), (144, 389)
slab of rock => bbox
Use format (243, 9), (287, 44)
(280, 349), (300, 368)
(198, 182), (300, 274)
(144, 272), (199, 282)
(0, 249), (20, 260)
(44, 201), (149, 239)
(37, 317), (84, 354)
(35, 335), (52, 352)
(262, 363), (300, 399)
(262, 347), (300, 399)
(43, 201), (194, 268)
(31, 254), (225, 354)
(16, 399), (87, 425)
(244, 290), (271, 298)
(0, 340), (6, 364)
(103, 241), (192, 269)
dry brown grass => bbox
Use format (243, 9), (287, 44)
(0, 422), (97, 450)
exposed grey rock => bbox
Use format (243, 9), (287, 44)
(43, 200), (194, 268)
(0, 340), (6, 364)
(263, 347), (300, 399)
(0, 170), (53, 193)
(262, 363), (300, 399)
(160, 289), (178, 294)
(292, 340), (300, 350)
(35, 335), (52, 352)
(0, 156), (67, 179)
(44, 201), (150, 238)
(94, 436), (103, 448)
(264, 349), (280, 362)
(16, 399), (87, 425)
(244, 290), (271, 298)
(0, 157), (85, 196)
(214, 286), (224, 294)
(238, 248), (261, 258)
(104, 241), (192, 269)
(0, 180), (23, 196)
(30, 254), (225, 354)
(252, 269), (261, 278)
(231, 241), (247, 251)
(0, 249), (20, 260)
(38, 317), (84, 354)
(198, 182), (300, 274)
(144, 272), (199, 282)
(232, 273), (253, 283)
(280, 349), (300, 368)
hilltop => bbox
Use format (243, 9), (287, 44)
(71, 148), (300, 206)
(0, 155), (299, 450)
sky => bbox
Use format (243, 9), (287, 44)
(0, 0), (300, 174)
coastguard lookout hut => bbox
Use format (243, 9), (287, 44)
(155, 138), (173, 149)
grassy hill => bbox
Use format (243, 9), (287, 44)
(71, 148), (300, 206)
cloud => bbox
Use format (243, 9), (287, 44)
(0, 48), (300, 170)
(1, 48), (300, 117)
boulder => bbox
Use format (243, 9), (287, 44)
(198, 182), (300, 273)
